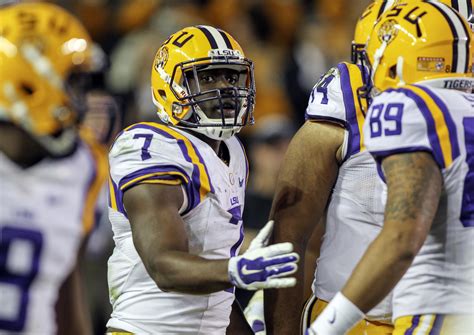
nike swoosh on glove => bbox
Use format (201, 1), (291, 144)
(228, 242), (299, 290)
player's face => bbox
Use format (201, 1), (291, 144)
(185, 68), (248, 120)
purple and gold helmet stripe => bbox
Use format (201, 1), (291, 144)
(446, 0), (473, 22)
(196, 25), (233, 50)
(427, 1), (471, 73)
(217, 29), (234, 49)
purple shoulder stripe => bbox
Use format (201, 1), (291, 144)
(413, 85), (460, 160)
(386, 88), (447, 168)
(337, 63), (361, 158)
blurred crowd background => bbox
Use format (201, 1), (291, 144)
(15, 0), (371, 333)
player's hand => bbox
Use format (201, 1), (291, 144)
(244, 290), (266, 334)
(228, 241), (299, 290)
(248, 220), (274, 251)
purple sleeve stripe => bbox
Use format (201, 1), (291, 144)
(338, 63), (362, 157)
(388, 87), (447, 168)
(376, 163), (386, 184)
(119, 165), (190, 191)
(125, 123), (212, 213)
(370, 146), (435, 160)
(109, 177), (126, 216)
(413, 85), (460, 159)
(370, 146), (435, 183)
(305, 114), (348, 128)
(119, 165), (195, 215)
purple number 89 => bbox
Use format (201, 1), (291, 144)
(369, 103), (404, 138)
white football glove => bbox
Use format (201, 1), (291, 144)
(228, 221), (299, 290)
(244, 290), (266, 335)
(248, 220), (274, 251)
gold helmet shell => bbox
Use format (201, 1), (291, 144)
(0, 2), (94, 155)
(365, 1), (473, 93)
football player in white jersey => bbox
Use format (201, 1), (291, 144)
(106, 25), (299, 334)
(0, 2), (107, 334)
(308, 1), (474, 334)
(264, 2), (397, 334)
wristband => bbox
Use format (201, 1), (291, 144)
(307, 292), (364, 334)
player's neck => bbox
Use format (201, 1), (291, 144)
(0, 123), (49, 168)
(185, 130), (222, 154)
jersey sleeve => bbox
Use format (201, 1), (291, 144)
(108, 123), (204, 216)
(363, 85), (458, 170)
(306, 62), (367, 159)
(305, 66), (347, 125)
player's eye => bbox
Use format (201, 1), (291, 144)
(226, 73), (239, 85)
(199, 74), (215, 84)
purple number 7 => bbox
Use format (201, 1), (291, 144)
(133, 134), (153, 161)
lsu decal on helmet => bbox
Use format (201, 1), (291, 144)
(363, 1), (473, 93)
(0, 2), (94, 156)
(151, 25), (256, 140)
(352, 0), (400, 64)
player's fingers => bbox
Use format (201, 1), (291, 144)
(249, 220), (274, 250)
(266, 263), (298, 278)
(263, 277), (297, 289)
(259, 242), (295, 257)
(261, 251), (300, 267)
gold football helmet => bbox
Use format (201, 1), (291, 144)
(151, 25), (255, 140)
(364, 1), (473, 93)
(352, 0), (400, 64)
(0, 2), (94, 156)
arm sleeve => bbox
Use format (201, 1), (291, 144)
(108, 127), (197, 215)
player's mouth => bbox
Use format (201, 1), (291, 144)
(218, 102), (237, 118)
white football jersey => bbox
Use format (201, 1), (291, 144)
(0, 137), (106, 334)
(306, 62), (391, 321)
(107, 122), (248, 334)
(363, 84), (474, 320)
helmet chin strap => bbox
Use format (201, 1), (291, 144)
(396, 56), (406, 86)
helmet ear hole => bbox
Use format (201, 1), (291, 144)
(20, 82), (35, 96)
(158, 89), (167, 100)
(388, 64), (397, 79)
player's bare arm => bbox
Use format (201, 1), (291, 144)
(124, 183), (232, 294)
(341, 151), (443, 311)
(265, 121), (344, 334)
